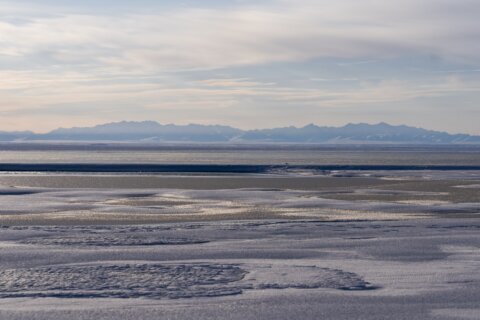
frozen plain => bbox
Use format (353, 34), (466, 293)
(0, 171), (479, 320)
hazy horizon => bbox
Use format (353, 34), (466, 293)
(2, 120), (479, 137)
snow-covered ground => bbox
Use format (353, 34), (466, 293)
(0, 218), (479, 319)
(0, 172), (479, 319)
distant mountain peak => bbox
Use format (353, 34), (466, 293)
(1, 121), (479, 144)
(302, 123), (319, 129)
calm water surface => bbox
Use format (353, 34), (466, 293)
(1, 144), (480, 166)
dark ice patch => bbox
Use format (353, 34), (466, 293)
(0, 263), (247, 299)
(0, 189), (41, 195)
(19, 235), (208, 247)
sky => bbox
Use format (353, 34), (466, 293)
(0, 0), (479, 134)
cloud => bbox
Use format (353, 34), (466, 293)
(2, 65), (477, 114)
(198, 78), (275, 87)
(0, 0), (479, 72)
(0, 0), (479, 133)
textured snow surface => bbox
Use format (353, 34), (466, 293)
(0, 174), (479, 319)
(0, 263), (247, 299)
(19, 235), (208, 247)
(0, 219), (479, 319)
(0, 263), (375, 299)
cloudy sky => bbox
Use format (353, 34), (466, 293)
(0, 0), (479, 134)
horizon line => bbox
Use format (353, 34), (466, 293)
(5, 120), (478, 137)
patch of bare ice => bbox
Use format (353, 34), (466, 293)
(453, 184), (480, 189)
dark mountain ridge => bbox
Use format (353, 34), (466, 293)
(2, 121), (479, 144)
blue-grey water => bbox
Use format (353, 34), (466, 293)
(1, 144), (480, 166)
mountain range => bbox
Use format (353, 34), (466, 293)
(1, 121), (480, 144)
